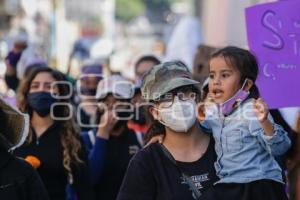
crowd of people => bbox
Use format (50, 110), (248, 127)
(0, 39), (299, 200)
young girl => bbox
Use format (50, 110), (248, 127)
(202, 46), (291, 199)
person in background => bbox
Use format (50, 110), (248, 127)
(76, 64), (103, 131)
(0, 97), (49, 200)
(192, 44), (217, 84)
(81, 75), (142, 200)
(287, 114), (300, 200)
(14, 67), (94, 200)
(134, 55), (161, 85)
(287, 114), (300, 170)
(4, 39), (27, 91)
(288, 162), (300, 200)
(128, 55), (161, 142)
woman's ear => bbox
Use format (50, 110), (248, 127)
(149, 106), (159, 120)
(244, 79), (254, 91)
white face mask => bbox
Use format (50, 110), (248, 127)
(156, 96), (197, 133)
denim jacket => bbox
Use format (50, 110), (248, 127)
(202, 98), (291, 184)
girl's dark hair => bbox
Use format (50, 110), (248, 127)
(211, 46), (260, 99)
(145, 85), (201, 143)
(144, 106), (165, 144)
(17, 67), (82, 184)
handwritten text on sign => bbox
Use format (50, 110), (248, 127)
(246, 0), (300, 108)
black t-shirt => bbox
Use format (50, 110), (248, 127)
(94, 128), (142, 200)
(117, 135), (219, 200)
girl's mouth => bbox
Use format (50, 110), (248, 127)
(212, 89), (223, 99)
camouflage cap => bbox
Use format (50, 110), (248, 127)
(141, 61), (200, 101)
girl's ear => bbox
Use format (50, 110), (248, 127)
(244, 79), (254, 91)
(149, 106), (159, 120)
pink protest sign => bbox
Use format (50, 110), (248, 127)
(245, 0), (300, 109)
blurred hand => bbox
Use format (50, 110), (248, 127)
(97, 109), (118, 139)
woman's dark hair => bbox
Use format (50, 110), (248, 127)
(17, 67), (82, 184)
(210, 46), (260, 99)
(145, 85), (201, 143)
(23, 62), (48, 78)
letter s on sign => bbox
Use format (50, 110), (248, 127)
(261, 10), (284, 50)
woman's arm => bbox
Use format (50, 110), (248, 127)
(73, 141), (95, 200)
(88, 136), (108, 184)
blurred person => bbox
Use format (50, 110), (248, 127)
(128, 55), (161, 139)
(0, 97), (49, 200)
(4, 39), (27, 91)
(287, 114), (300, 170)
(192, 45), (217, 84)
(76, 64), (103, 131)
(0, 76), (17, 107)
(1, 58), (46, 109)
(134, 55), (161, 85)
(286, 115), (300, 200)
(117, 61), (218, 200)
(21, 59), (48, 79)
(288, 162), (300, 200)
(269, 109), (298, 172)
(14, 67), (94, 200)
(81, 75), (142, 200)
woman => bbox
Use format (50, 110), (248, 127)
(117, 61), (218, 200)
(14, 67), (94, 200)
(81, 75), (142, 200)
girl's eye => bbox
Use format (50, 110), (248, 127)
(209, 74), (215, 79)
(30, 84), (38, 89)
(45, 83), (52, 90)
(222, 73), (230, 78)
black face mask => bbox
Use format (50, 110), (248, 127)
(80, 88), (97, 96)
(115, 109), (133, 120)
(131, 106), (146, 125)
(27, 92), (57, 117)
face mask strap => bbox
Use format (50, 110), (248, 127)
(152, 106), (167, 126)
(241, 78), (249, 91)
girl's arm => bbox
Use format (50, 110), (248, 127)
(251, 98), (291, 156)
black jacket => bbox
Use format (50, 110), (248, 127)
(0, 150), (49, 200)
(14, 122), (95, 200)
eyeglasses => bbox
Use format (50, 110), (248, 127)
(157, 88), (197, 108)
